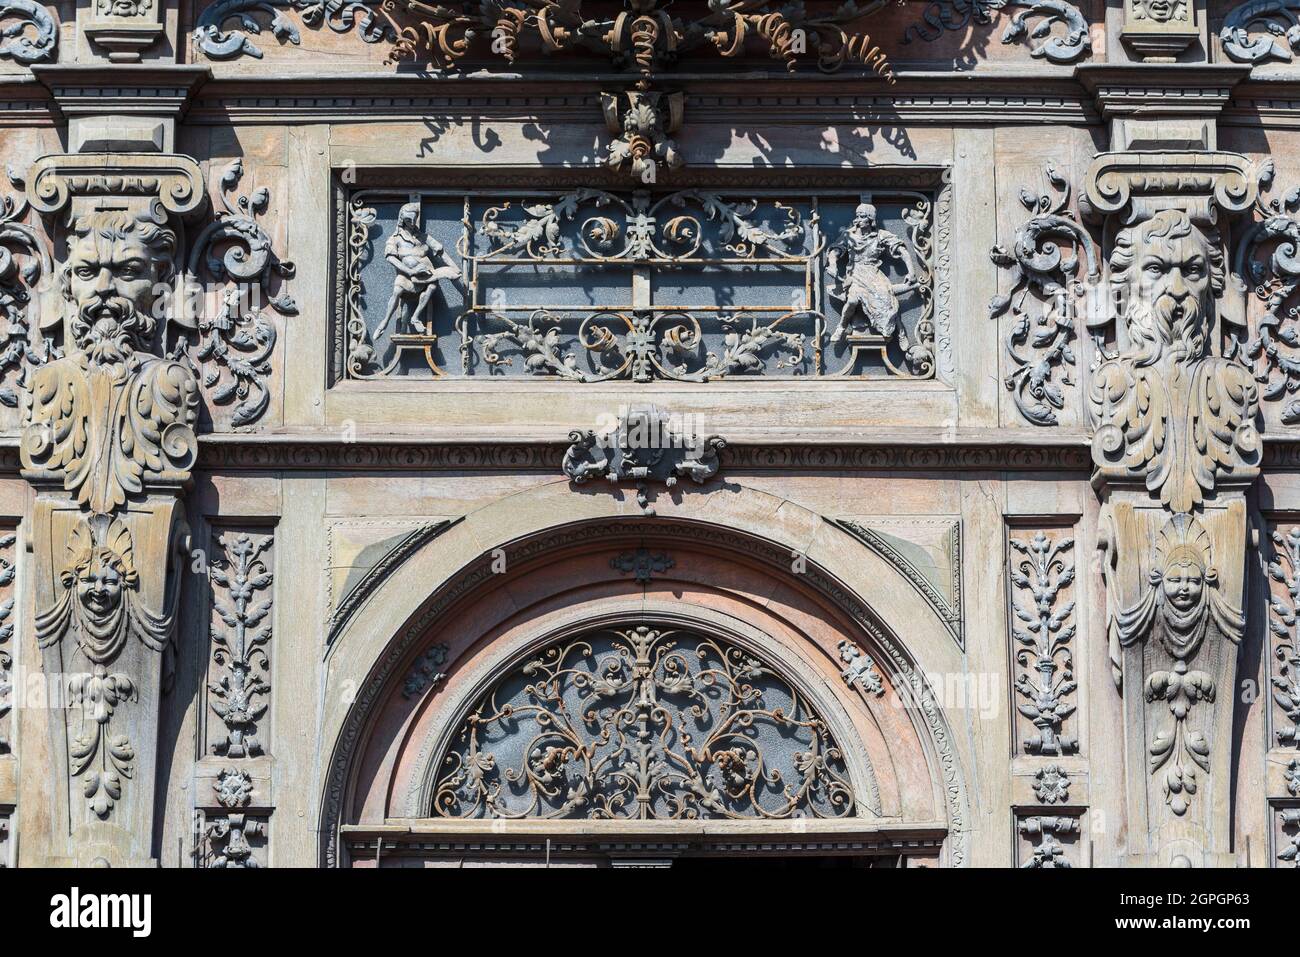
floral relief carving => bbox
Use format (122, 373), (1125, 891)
(1267, 525), (1300, 747)
(990, 165), (1100, 426)
(1032, 765), (1071, 804)
(838, 639), (885, 699)
(187, 160), (297, 428)
(204, 768), (265, 868)
(611, 548), (674, 585)
(1009, 530), (1078, 756)
(208, 532), (273, 759)
(195, 0), (391, 60)
(0, 529), (14, 755)
(0, 167), (52, 409)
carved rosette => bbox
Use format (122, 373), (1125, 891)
(1083, 151), (1259, 865)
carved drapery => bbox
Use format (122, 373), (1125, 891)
(431, 623), (861, 821)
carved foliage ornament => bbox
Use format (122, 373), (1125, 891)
(562, 405), (725, 514)
(208, 532), (273, 759)
(1009, 530), (1078, 756)
(432, 624), (860, 820)
(903, 0), (1090, 64)
(1267, 525), (1300, 747)
(990, 164), (1100, 426)
(1238, 161), (1300, 426)
(0, 530), (14, 755)
(196, 0), (391, 59)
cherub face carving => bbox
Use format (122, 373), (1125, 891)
(1110, 209), (1225, 363)
(1161, 557), (1205, 614)
(62, 211), (177, 364)
(76, 560), (124, 620)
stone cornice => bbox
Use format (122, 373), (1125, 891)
(1075, 63), (1252, 120)
(30, 64), (211, 120)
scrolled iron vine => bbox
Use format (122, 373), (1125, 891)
(0, 0), (57, 64)
(1238, 161), (1300, 424)
(431, 624), (860, 820)
(990, 164), (1099, 426)
(186, 160), (297, 427)
(903, 0), (1089, 64)
(195, 0), (391, 59)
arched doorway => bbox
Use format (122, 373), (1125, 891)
(321, 517), (968, 867)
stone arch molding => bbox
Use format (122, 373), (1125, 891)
(319, 479), (971, 866)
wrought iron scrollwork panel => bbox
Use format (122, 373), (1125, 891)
(431, 625), (859, 820)
(341, 186), (938, 382)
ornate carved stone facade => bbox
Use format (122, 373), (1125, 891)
(0, 0), (1294, 870)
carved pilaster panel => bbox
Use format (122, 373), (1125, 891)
(1267, 523), (1300, 748)
(205, 529), (274, 759)
(1007, 527), (1079, 757)
(0, 525), (16, 756)
(1083, 150), (1258, 865)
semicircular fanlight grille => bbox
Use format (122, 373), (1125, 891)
(431, 623), (858, 820)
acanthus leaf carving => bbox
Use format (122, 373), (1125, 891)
(187, 159), (297, 429)
(990, 164), (1100, 426)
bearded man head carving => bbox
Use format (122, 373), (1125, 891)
(1108, 209), (1225, 367)
(61, 210), (177, 364)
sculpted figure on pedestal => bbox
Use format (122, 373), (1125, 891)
(1089, 209), (1260, 513)
(22, 210), (199, 514)
(376, 201), (460, 337)
(827, 203), (917, 349)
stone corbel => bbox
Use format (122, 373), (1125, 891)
(83, 0), (165, 62)
(1121, 0), (1199, 61)
(1081, 150), (1260, 865)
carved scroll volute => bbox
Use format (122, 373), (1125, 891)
(1084, 151), (1259, 866)
(17, 153), (203, 866)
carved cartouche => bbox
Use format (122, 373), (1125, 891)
(21, 210), (199, 514)
(1089, 209), (1260, 513)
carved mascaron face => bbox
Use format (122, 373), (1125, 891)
(1134, 0), (1183, 22)
(1113, 209), (1222, 363)
(62, 211), (176, 364)
(1161, 560), (1204, 614)
(76, 559), (124, 620)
